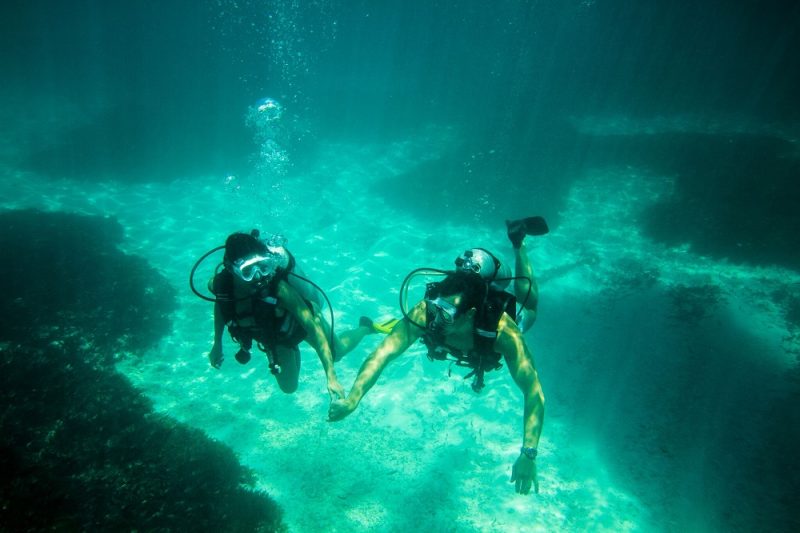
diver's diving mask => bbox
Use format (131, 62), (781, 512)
(229, 254), (278, 282)
(426, 297), (459, 333)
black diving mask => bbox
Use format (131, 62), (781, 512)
(426, 297), (459, 333)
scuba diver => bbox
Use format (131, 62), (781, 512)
(190, 230), (393, 401)
(328, 216), (549, 495)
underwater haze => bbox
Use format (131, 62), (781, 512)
(2, 1), (799, 531)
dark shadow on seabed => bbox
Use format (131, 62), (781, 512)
(581, 131), (800, 272)
(365, 124), (800, 277)
(15, 102), (252, 183)
(0, 209), (286, 532)
(537, 274), (800, 532)
(364, 118), (585, 230)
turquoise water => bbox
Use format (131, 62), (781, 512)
(2, 1), (799, 532)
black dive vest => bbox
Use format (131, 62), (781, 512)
(212, 270), (308, 353)
(421, 288), (516, 393)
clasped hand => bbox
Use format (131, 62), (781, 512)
(327, 377), (345, 402)
(328, 396), (357, 421)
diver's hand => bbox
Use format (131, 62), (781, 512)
(327, 376), (345, 401)
(208, 344), (224, 369)
(328, 396), (357, 422)
(510, 453), (539, 495)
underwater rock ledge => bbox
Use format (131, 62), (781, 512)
(0, 209), (286, 532)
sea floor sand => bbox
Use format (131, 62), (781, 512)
(2, 120), (798, 532)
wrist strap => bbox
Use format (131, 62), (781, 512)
(520, 446), (537, 460)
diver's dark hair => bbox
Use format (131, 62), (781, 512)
(223, 231), (267, 264)
(431, 270), (487, 315)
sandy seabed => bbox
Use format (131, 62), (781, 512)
(2, 120), (798, 532)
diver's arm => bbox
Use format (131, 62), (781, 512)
(208, 302), (225, 368)
(213, 303), (225, 343)
(276, 280), (342, 394)
(497, 314), (545, 494)
(328, 302), (426, 421)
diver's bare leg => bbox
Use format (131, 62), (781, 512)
(514, 242), (539, 326)
(273, 345), (301, 393)
(318, 315), (372, 362)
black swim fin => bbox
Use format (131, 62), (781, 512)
(521, 216), (549, 236)
(506, 216), (549, 248)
